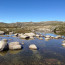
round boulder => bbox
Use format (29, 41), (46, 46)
(29, 44), (37, 50)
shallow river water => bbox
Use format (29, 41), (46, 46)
(0, 33), (65, 65)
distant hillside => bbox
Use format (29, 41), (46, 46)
(0, 21), (65, 34)
(0, 21), (64, 27)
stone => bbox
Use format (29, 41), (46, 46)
(39, 37), (43, 40)
(45, 35), (51, 38)
(30, 37), (34, 39)
(18, 33), (23, 37)
(9, 45), (22, 50)
(14, 33), (18, 37)
(9, 32), (14, 35)
(45, 38), (50, 41)
(29, 44), (37, 50)
(0, 31), (5, 35)
(36, 34), (40, 37)
(20, 34), (30, 39)
(51, 36), (54, 38)
(9, 42), (22, 50)
(55, 35), (62, 39)
(62, 43), (65, 46)
(9, 42), (20, 45)
(0, 39), (8, 51)
(24, 33), (35, 37)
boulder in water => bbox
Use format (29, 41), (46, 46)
(29, 44), (37, 50)
(9, 42), (22, 50)
(0, 39), (8, 51)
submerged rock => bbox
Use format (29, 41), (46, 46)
(9, 42), (22, 50)
(29, 44), (37, 50)
(21, 41), (24, 45)
(2, 39), (8, 42)
(0, 51), (8, 56)
(62, 40), (65, 43)
(45, 59), (62, 65)
(9, 50), (21, 54)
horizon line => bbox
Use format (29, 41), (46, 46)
(0, 20), (65, 23)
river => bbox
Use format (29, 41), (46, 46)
(0, 32), (65, 65)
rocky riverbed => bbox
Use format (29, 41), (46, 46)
(0, 32), (65, 65)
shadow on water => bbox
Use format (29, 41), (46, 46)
(0, 33), (65, 65)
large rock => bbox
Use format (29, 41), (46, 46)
(0, 31), (5, 35)
(29, 44), (37, 50)
(9, 42), (22, 50)
(9, 45), (21, 50)
(20, 35), (30, 39)
(18, 33), (28, 39)
(9, 42), (20, 45)
(0, 39), (8, 51)
(24, 33), (35, 37)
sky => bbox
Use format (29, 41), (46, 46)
(0, 0), (65, 23)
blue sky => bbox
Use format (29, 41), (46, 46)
(0, 0), (65, 23)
